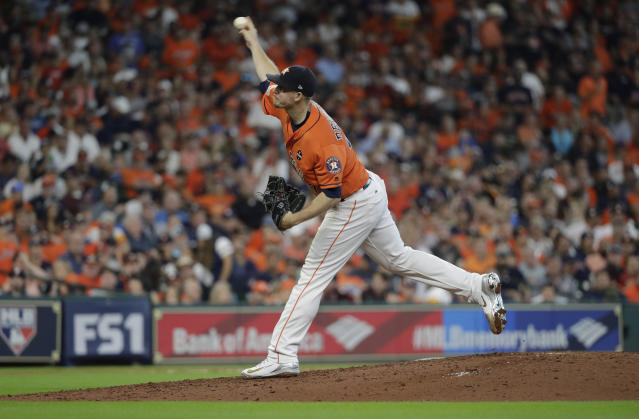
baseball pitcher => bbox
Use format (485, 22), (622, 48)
(236, 17), (506, 378)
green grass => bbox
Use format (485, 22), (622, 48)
(0, 364), (366, 396)
(0, 401), (637, 419)
(0, 365), (637, 419)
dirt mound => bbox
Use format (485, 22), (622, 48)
(4, 352), (639, 402)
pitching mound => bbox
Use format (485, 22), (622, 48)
(4, 352), (639, 402)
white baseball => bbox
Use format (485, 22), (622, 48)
(233, 16), (248, 30)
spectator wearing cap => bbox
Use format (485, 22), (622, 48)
(0, 181), (26, 217)
(479, 2), (505, 50)
(0, 267), (26, 297)
(247, 279), (271, 305)
(2, 163), (36, 202)
(29, 174), (60, 222)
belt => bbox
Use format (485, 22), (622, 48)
(342, 177), (371, 201)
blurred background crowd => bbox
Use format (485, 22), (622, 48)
(1, 0), (639, 306)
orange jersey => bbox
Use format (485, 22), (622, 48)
(262, 84), (369, 198)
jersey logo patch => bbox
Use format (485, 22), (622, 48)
(296, 150), (302, 160)
(326, 156), (342, 174)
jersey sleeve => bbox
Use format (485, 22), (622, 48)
(314, 144), (345, 190)
(261, 83), (288, 123)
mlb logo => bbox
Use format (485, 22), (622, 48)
(0, 307), (37, 356)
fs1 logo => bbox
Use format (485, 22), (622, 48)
(73, 313), (145, 356)
(0, 307), (37, 355)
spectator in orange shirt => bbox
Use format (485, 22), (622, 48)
(162, 26), (200, 74)
(517, 111), (542, 149)
(578, 61), (607, 119)
(0, 217), (18, 287)
(541, 85), (573, 129)
(120, 141), (162, 198)
(462, 232), (497, 274)
(436, 114), (459, 152)
(430, 0), (457, 28)
(622, 255), (639, 302)
(479, 3), (505, 50)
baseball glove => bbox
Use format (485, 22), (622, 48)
(257, 176), (305, 229)
(286, 183), (306, 213)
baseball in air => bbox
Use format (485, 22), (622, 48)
(233, 17), (248, 30)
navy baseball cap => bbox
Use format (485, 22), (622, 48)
(266, 65), (317, 97)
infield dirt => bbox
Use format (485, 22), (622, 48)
(3, 352), (638, 402)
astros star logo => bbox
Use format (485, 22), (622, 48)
(325, 156), (342, 174)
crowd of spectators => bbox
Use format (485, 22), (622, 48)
(1, 0), (639, 306)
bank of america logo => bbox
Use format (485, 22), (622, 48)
(326, 316), (374, 351)
(569, 318), (607, 348)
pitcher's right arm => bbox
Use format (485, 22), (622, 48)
(237, 17), (279, 82)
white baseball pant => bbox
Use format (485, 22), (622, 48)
(267, 171), (483, 363)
